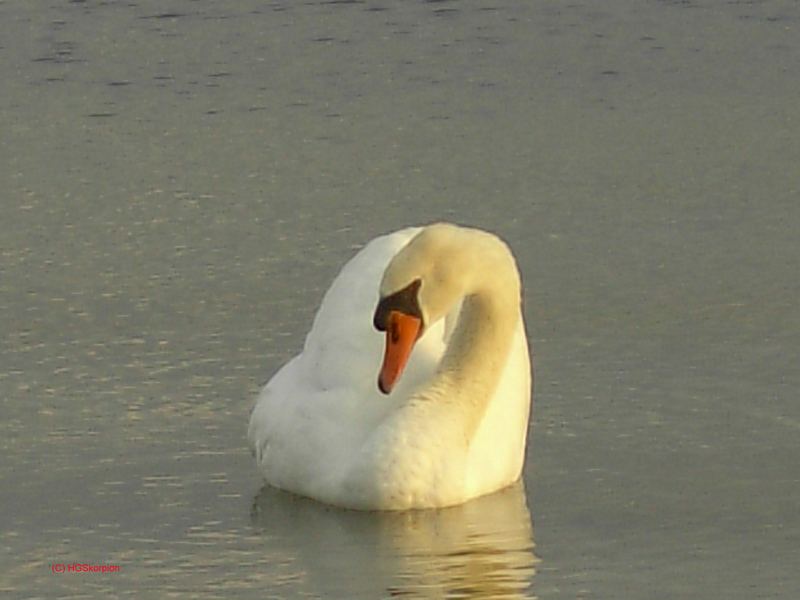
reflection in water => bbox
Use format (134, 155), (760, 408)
(251, 482), (538, 599)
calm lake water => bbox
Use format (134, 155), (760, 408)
(2, 0), (799, 598)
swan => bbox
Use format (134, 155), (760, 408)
(248, 223), (532, 510)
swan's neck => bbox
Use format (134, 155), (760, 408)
(419, 262), (521, 439)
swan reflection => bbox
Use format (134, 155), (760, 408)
(251, 481), (538, 598)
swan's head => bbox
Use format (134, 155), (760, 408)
(373, 224), (473, 394)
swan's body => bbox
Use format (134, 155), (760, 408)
(248, 224), (532, 510)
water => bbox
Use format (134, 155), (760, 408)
(2, 0), (798, 597)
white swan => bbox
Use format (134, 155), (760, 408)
(248, 223), (532, 510)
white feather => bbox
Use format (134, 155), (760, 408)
(248, 225), (532, 510)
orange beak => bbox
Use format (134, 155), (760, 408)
(378, 310), (422, 394)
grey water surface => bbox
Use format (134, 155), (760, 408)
(2, 0), (799, 598)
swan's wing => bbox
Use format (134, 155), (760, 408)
(300, 229), (419, 393)
(248, 227), (450, 495)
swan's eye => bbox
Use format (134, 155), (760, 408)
(373, 279), (423, 333)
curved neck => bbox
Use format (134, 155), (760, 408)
(417, 253), (521, 439)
